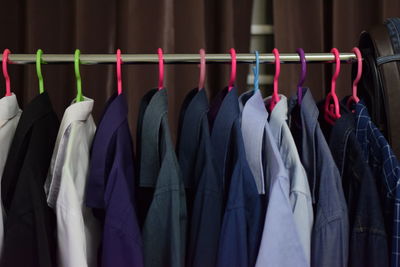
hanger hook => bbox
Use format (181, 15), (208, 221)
(116, 49), (123, 95)
(158, 48), (164, 90)
(346, 47), (362, 109)
(324, 48), (341, 124)
(269, 48), (281, 111)
(74, 49), (83, 102)
(2, 49), (11, 97)
(36, 49), (45, 94)
(228, 48), (236, 91)
(351, 47), (362, 102)
(198, 48), (206, 90)
(331, 48), (340, 95)
(252, 50), (260, 91)
(296, 48), (306, 104)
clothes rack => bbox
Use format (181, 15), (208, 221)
(3, 53), (358, 65)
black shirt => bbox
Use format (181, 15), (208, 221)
(1, 92), (59, 267)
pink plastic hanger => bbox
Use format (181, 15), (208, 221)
(228, 48), (236, 91)
(116, 49), (123, 95)
(2, 49), (11, 96)
(346, 47), (362, 109)
(198, 48), (206, 90)
(296, 48), (307, 105)
(324, 48), (341, 124)
(269, 48), (281, 111)
(158, 48), (164, 91)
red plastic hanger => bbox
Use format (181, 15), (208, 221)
(158, 48), (164, 91)
(296, 48), (307, 105)
(2, 49), (11, 97)
(228, 48), (236, 91)
(116, 49), (123, 95)
(198, 48), (206, 90)
(269, 48), (281, 112)
(324, 48), (341, 124)
(346, 47), (362, 109)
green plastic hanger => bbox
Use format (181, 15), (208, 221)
(36, 49), (45, 94)
(74, 49), (83, 102)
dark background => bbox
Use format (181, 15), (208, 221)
(0, 0), (399, 142)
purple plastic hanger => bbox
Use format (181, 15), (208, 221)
(296, 48), (307, 105)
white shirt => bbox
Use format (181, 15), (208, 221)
(0, 93), (21, 258)
(45, 97), (100, 267)
(266, 94), (313, 264)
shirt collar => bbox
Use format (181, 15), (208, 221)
(16, 92), (55, 140)
(323, 101), (355, 173)
(139, 88), (172, 187)
(299, 88), (319, 125)
(86, 93), (128, 209)
(57, 96), (94, 137)
(265, 94), (288, 140)
(0, 93), (20, 127)
(177, 89), (209, 187)
(240, 90), (269, 194)
(209, 87), (239, 180)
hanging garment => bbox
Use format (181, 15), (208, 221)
(265, 94), (313, 264)
(288, 88), (349, 267)
(238, 90), (307, 267)
(1, 92), (58, 267)
(210, 87), (263, 267)
(238, 90), (268, 195)
(85, 93), (144, 267)
(176, 88), (222, 267)
(86, 94), (143, 267)
(332, 99), (390, 267)
(0, 93), (21, 260)
(45, 97), (101, 267)
(137, 88), (187, 267)
(354, 100), (399, 267)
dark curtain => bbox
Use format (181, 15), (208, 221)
(0, 0), (254, 141)
(273, 0), (400, 101)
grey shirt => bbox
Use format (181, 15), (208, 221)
(289, 88), (349, 267)
(137, 89), (187, 267)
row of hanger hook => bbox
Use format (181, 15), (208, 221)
(2, 47), (362, 121)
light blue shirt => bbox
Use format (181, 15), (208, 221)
(266, 94), (313, 264)
(239, 90), (308, 267)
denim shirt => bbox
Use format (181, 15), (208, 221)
(319, 98), (389, 267)
(289, 88), (349, 267)
(355, 100), (399, 267)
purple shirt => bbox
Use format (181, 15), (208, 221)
(86, 93), (144, 267)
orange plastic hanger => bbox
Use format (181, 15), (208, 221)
(324, 48), (341, 124)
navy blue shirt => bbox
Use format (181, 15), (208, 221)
(355, 101), (399, 267)
(210, 87), (263, 267)
(86, 93), (144, 267)
(177, 88), (223, 267)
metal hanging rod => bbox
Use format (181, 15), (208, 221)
(3, 53), (359, 65)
